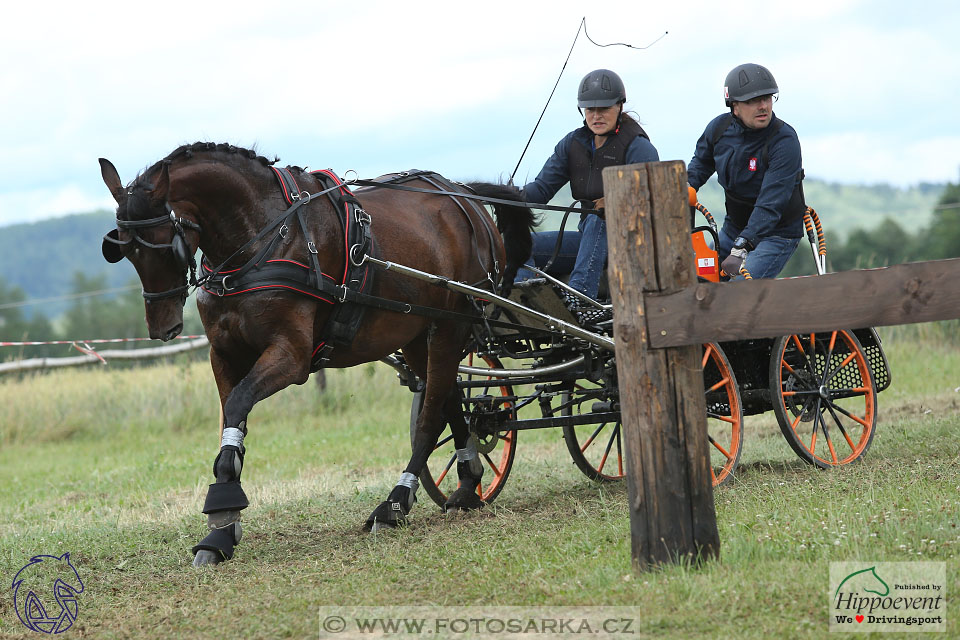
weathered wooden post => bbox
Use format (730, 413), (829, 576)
(603, 160), (720, 570)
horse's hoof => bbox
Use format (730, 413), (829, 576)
(368, 519), (398, 535)
(443, 487), (486, 512)
(192, 550), (222, 567)
(364, 500), (408, 532)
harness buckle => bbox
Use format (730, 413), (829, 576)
(354, 208), (371, 225)
(279, 224), (289, 239)
(336, 285), (348, 303)
(308, 241), (318, 255)
(221, 275), (235, 292)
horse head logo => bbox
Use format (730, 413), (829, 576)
(834, 565), (890, 599)
(11, 553), (84, 634)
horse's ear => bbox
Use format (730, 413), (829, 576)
(99, 158), (125, 206)
(150, 162), (171, 202)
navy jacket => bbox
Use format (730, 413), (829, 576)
(688, 113), (804, 245)
(523, 121), (659, 205)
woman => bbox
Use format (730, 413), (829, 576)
(517, 69), (659, 320)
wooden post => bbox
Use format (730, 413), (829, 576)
(604, 160), (720, 570)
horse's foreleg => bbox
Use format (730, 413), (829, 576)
(193, 340), (312, 566)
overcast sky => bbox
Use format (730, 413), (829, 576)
(1, 0), (957, 226)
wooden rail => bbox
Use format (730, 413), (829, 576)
(0, 337), (209, 375)
(604, 160), (960, 572)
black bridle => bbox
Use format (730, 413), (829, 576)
(102, 204), (202, 302)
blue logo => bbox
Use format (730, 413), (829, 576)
(11, 553), (84, 634)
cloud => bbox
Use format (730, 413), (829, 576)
(0, 0), (958, 226)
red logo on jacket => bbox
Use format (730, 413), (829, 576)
(748, 157), (758, 172)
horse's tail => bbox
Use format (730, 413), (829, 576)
(467, 182), (538, 295)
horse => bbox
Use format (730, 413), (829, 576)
(99, 142), (535, 566)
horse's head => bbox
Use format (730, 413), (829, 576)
(100, 158), (201, 341)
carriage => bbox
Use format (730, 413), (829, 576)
(387, 197), (891, 507)
(99, 145), (890, 564)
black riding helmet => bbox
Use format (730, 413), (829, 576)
(577, 69), (626, 108)
(724, 63), (778, 107)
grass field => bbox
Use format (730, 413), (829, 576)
(0, 332), (958, 638)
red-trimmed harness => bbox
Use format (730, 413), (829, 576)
(200, 167), (374, 369)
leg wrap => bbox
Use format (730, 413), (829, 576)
(191, 522), (242, 561)
(203, 438), (249, 514)
(456, 442), (483, 483)
(202, 481), (249, 514)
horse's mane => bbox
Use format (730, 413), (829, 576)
(132, 142), (280, 187)
(163, 142), (278, 167)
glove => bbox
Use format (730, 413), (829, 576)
(592, 197), (605, 218)
(721, 250), (746, 277)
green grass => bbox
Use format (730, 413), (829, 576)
(1, 337), (958, 638)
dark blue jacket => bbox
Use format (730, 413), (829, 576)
(688, 113), (804, 245)
(523, 121), (659, 205)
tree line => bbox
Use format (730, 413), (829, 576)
(775, 182), (959, 276)
(0, 181), (957, 359)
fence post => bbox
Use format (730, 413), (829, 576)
(603, 160), (720, 570)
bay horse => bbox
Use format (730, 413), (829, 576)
(99, 142), (534, 566)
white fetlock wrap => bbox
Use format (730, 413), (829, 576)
(397, 472), (419, 510)
(456, 441), (483, 478)
(221, 426), (245, 449)
(221, 425), (245, 477)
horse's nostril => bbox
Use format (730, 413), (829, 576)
(163, 323), (183, 342)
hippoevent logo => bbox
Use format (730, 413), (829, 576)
(829, 562), (945, 633)
(11, 553), (84, 634)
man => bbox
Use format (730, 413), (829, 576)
(517, 69), (659, 319)
(687, 63), (805, 279)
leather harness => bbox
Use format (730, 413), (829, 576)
(200, 168), (505, 370)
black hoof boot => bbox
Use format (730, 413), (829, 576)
(192, 522), (242, 567)
(444, 487), (485, 512)
(365, 484), (416, 533)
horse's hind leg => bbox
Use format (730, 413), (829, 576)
(365, 323), (474, 531)
(439, 388), (486, 513)
(193, 338), (312, 566)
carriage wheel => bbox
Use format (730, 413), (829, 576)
(702, 342), (744, 486)
(562, 343), (744, 486)
(411, 352), (517, 508)
(770, 330), (877, 468)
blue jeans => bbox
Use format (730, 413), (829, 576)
(514, 214), (607, 299)
(718, 224), (800, 280)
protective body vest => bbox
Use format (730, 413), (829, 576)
(567, 117), (649, 202)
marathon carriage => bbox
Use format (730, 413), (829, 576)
(390, 195), (890, 507)
(100, 144), (890, 564)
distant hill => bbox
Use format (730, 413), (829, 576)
(0, 178), (946, 317)
(0, 210), (138, 316)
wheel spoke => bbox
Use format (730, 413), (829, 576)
(825, 399), (871, 428)
(433, 433), (455, 452)
(708, 376), (731, 393)
(436, 453), (456, 485)
(707, 412), (738, 425)
(597, 425), (619, 475)
(826, 402), (857, 452)
(579, 422), (607, 453)
(818, 411), (838, 464)
(708, 434), (733, 460)
(701, 344), (714, 369)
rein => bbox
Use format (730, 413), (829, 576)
(346, 178), (601, 216)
